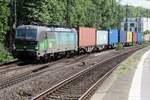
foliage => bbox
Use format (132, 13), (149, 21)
(144, 30), (150, 34)
(16, 0), (121, 29)
(15, 0), (150, 28)
(0, 0), (9, 42)
(123, 6), (150, 18)
(16, 0), (66, 25)
(116, 42), (123, 51)
(0, 43), (14, 64)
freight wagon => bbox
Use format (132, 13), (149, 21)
(126, 32), (133, 46)
(96, 30), (108, 50)
(137, 32), (143, 44)
(119, 30), (126, 46)
(133, 32), (138, 44)
(77, 27), (96, 53)
(108, 29), (119, 48)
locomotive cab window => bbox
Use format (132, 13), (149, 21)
(26, 29), (37, 40)
(16, 29), (26, 39)
(16, 29), (37, 40)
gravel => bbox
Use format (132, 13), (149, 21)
(0, 47), (141, 100)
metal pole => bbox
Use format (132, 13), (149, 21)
(13, 0), (17, 29)
(96, 1), (99, 28)
(125, 0), (128, 22)
(125, 4), (129, 32)
(66, 0), (69, 27)
(147, 9), (148, 32)
(118, 2), (120, 30)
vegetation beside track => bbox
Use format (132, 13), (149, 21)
(116, 42), (123, 51)
(117, 45), (150, 77)
(0, 43), (14, 64)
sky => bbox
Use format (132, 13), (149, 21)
(119, 0), (150, 9)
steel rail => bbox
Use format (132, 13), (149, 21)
(32, 47), (141, 100)
(79, 65), (119, 100)
(0, 60), (19, 67)
(0, 54), (90, 90)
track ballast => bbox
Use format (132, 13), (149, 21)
(32, 47), (141, 100)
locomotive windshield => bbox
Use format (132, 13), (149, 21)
(16, 29), (37, 40)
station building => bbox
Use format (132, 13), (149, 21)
(121, 17), (150, 32)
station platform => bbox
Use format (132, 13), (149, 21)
(90, 46), (150, 100)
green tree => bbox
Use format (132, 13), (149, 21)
(0, 0), (9, 42)
(15, 0), (150, 29)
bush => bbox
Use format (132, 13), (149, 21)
(0, 43), (14, 64)
(116, 42), (123, 51)
(144, 30), (150, 34)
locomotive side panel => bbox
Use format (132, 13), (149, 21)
(38, 29), (78, 55)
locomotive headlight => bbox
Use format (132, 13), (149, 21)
(24, 46), (26, 49)
(35, 46), (38, 50)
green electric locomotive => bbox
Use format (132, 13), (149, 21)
(13, 25), (78, 60)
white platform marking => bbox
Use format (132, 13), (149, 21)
(128, 49), (150, 100)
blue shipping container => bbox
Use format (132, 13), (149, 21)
(137, 32), (143, 44)
(119, 31), (126, 43)
(108, 29), (119, 46)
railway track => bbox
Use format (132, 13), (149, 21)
(0, 54), (89, 75)
(0, 64), (49, 90)
(32, 47), (141, 100)
(0, 60), (19, 67)
(0, 54), (90, 90)
(0, 60), (19, 68)
(0, 62), (32, 75)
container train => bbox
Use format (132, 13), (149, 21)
(12, 25), (145, 61)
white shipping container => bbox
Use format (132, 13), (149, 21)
(96, 30), (108, 45)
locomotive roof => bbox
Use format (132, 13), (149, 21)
(17, 25), (75, 32)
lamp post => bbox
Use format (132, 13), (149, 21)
(125, 0), (129, 31)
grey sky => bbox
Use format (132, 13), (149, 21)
(120, 0), (150, 9)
